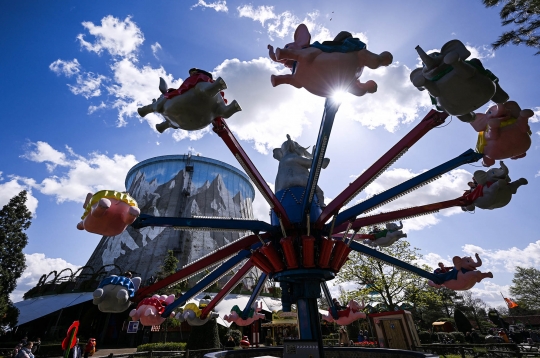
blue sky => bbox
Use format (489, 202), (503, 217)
(2, 0), (539, 308)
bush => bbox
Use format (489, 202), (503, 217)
(418, 331), (432, 344)
(136, 342), (187, 352)
(449, 332), (465, 343)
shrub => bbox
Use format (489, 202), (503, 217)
(418, 331), (432, 344)
(353, 341), (378, 348)
(450, 331), (465, 343)
(136, 342), (187, 352)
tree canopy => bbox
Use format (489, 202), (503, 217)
(483, 0), (540, 54)
(336, 240), (437, 312)
(509, 266), (540, 310)
(0, 191), (32, 331)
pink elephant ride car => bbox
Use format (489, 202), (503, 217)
(268, 24), (392, 98)
(471, 101), (534, 167)
(322, 299), (366, 325)
(129, 294), (175, 326)
(77, 190), (140, 237)
(428, 253), (493, 291)
(223, 303), (265, 326)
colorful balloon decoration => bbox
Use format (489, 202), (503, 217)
(470, 101), (534, 167)
(93, 275), (141, 313)
(77, 190), (140, 237)
(461, 161), (528, 211)
(137, 68), (241, 132)
(268, 24), (393, 98)
(410, 39), (508, 122)
(428, 253), (493, 290)
(129, 294), (175, 326)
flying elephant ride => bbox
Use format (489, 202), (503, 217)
(137, 68), (242, 132)
(321, 299), (366, 325)
(77, 190), (140, 237)
(410, 39), (508, 122)
(93, 274), (141, 313)
(360, 221), (407, 247)
(129, 294), (176, 326)
(224, 302), (265, 326)
(470, 101), (534, 167)
(268, 24), (393, 97)
(428, 253), (493, 291)
(84, 21), (533, 355)
(461, 161), (528, 211)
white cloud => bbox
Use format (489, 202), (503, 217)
(466, 43), (495, 60)
(191, 0), (228, 12)
(187, 146), (202, 156)
(237, 5), (277, 26)
(351, 168), (473, 231)
(530, 107), (540, 123)
(49, 59), (81, 77)
(151, 42), (162, 59)
(77, 16), (144, 59)
(461, 241), (540, 273)
(172, 126), (212, 142)
(11, 253), (80, 303)
(0, 177), (39, 215)
(251, 182), (273, 221)
(88, 101), (107, 114)
(21, 141), (138, 204)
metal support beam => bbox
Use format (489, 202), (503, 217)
(332, 197), (473, 234)
(200, 259), (254, 319)
(347, 239), (439, 282)
(134, 233), (269, 302)
(320, 282), (338, 320)
(242, 273), (268, 319)
(132, 214), (276, 233)
(329, 149), (483, 230)
(162, 246), (261, 317)
(316, 110), (447, 228)
(212, 118), (291, 228)
(300, 98), (341, 225)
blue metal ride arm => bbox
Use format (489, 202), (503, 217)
(300, 98), (341, 225)
(161, 242), (263, 317)
(347, 239), (440, 282)
(132, 214), (276, 233)
(242, 273), (268, 320)
(329, 149), (483, 230)
(320, 282), (339, 320)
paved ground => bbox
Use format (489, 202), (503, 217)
(93, 348), (138, 357)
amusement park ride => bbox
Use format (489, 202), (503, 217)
(79, 24), (533, 356)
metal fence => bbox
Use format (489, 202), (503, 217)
(416, 343), (540, 358)
(99, 349), (222, 358)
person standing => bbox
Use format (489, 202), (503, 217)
(68, 339), (82, 358)
(17, 342), (34, 358)
(32, 338), (41, 354)
(339, 327), (349, 347)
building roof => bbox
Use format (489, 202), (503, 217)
(13, 292), (94, 326)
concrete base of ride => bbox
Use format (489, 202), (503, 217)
(204, 347), (439, 358)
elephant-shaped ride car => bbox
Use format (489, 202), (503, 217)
(322, 299), (366, 325)
(428, 253), (493, 291)
(93, 275), (141, 313)
(410, 39), (508, 122)
(268, 24), (393, 98)
(223, 302), (265, 326)
(362, 221), (407, 247)
(272, 134), (329, 223)
(175, 300), (218, 326)
(470, 101), (534, 167)
(77, 190), (140, 237)
(129, 294), (175, 326)
(137, 68), (241, 132)
(462, 161), (527, 211)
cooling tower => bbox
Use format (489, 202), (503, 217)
(82, 154), (255, 282)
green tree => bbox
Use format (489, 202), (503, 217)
(337, 240), (435, 312)
(482, 0), (540, 54)
(509, 266), (540, 310)
(454, 309), (473, 333)
(0, 191), (32, 330)
(455, 291), (488, 332)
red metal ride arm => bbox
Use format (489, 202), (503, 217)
(316, 110), (448, 229)
(200, 259), (254, 319)
(212, 118), (291, 228)
(133, 234), (266, 302)
(332, 196), (473, 234)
